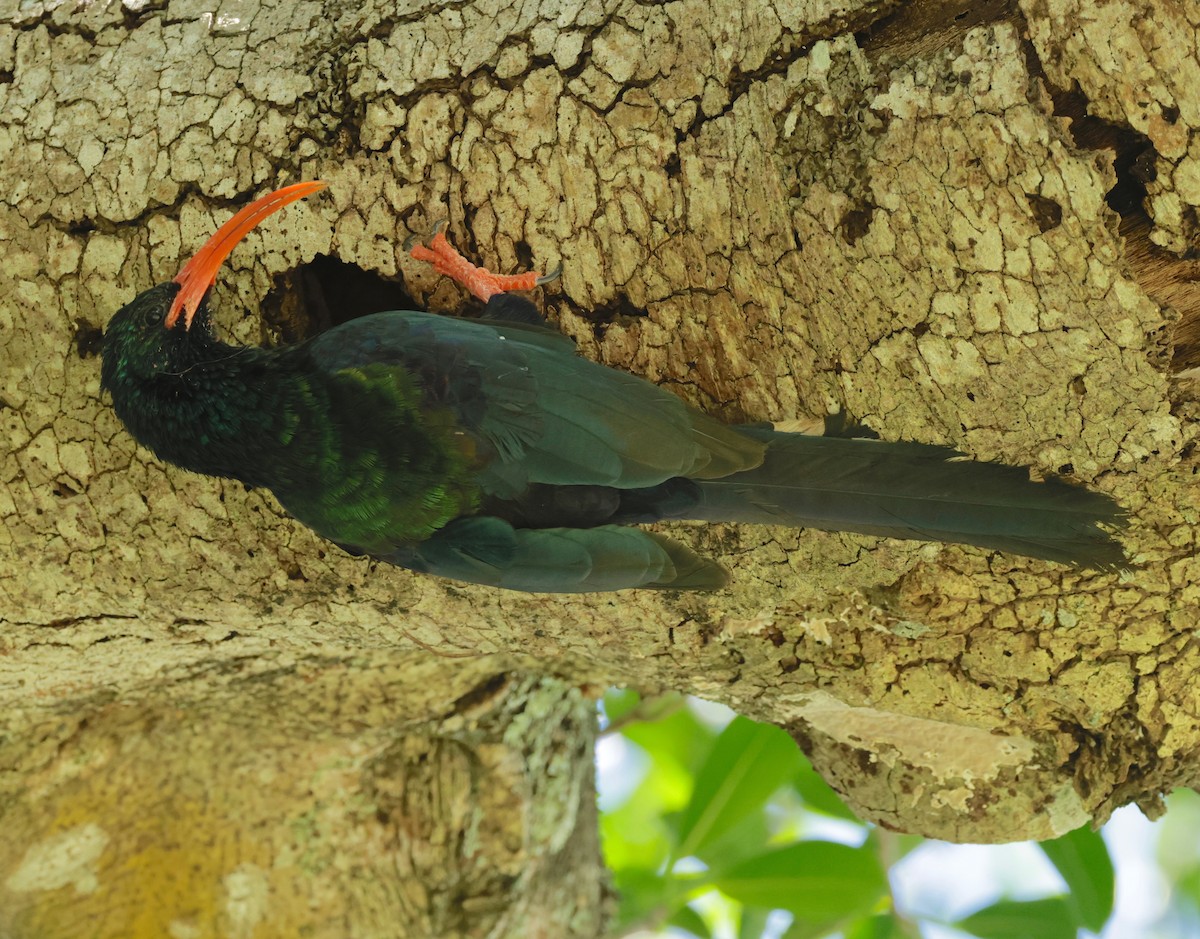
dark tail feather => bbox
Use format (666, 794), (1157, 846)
(683, 428), (1127, 568)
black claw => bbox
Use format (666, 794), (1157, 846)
(536, 263), (563, 286)
(403, 218), (449, 253)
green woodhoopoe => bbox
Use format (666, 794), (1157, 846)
(101, 182), (1126, 592)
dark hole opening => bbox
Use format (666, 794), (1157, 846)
(1049, 85), (1156, 219)
(840, 202), (876, 245)
(74, 318), (105, 359)
(1024, 192), (1063, 233)
(260, 254), (418, 344)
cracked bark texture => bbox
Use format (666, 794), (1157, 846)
(1, 0), (1197, 935)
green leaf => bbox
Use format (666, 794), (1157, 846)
(602, 687), (642, 726)
(694, 802), (775, 871)
(714, 841), (886, 920)
(623, 704), (716, 777)
(600, 728), (689, 876)
(604, 690), (690, 735)
(1178, 865), (1200, 913)
(610, 866), (667, 926)
(737, 904), (774, 939)
(781, 917), (838, 939)
(793, 758), (860, 822)
(956, 897), (1078, 939)
(843, 913), (905, 939)
(669, 902), (712, 939)
(675, 716), (802, 858)
(1039, 825), (1114, 932)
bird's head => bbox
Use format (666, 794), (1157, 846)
(101, 181), (325, 384)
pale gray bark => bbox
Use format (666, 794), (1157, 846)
(1, 0), (1196, 935)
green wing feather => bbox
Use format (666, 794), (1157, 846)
(406, 517), (728, 592)
(306, 312), (764, 496)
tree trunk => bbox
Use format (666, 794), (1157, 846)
(1, 0), (1195, 934)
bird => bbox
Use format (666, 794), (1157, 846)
(101, 181), (1127, 592)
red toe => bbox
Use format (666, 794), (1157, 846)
(409, 227), (547, 302)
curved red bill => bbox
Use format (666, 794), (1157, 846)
(166, 180), (327, 329)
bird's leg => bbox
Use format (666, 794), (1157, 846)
(479, 293), (552, 327)
(407, 223), (560, 302)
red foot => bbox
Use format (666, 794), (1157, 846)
(408, 226), (552, 302)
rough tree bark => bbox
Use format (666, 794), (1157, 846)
(1, 0), (1197, 935)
